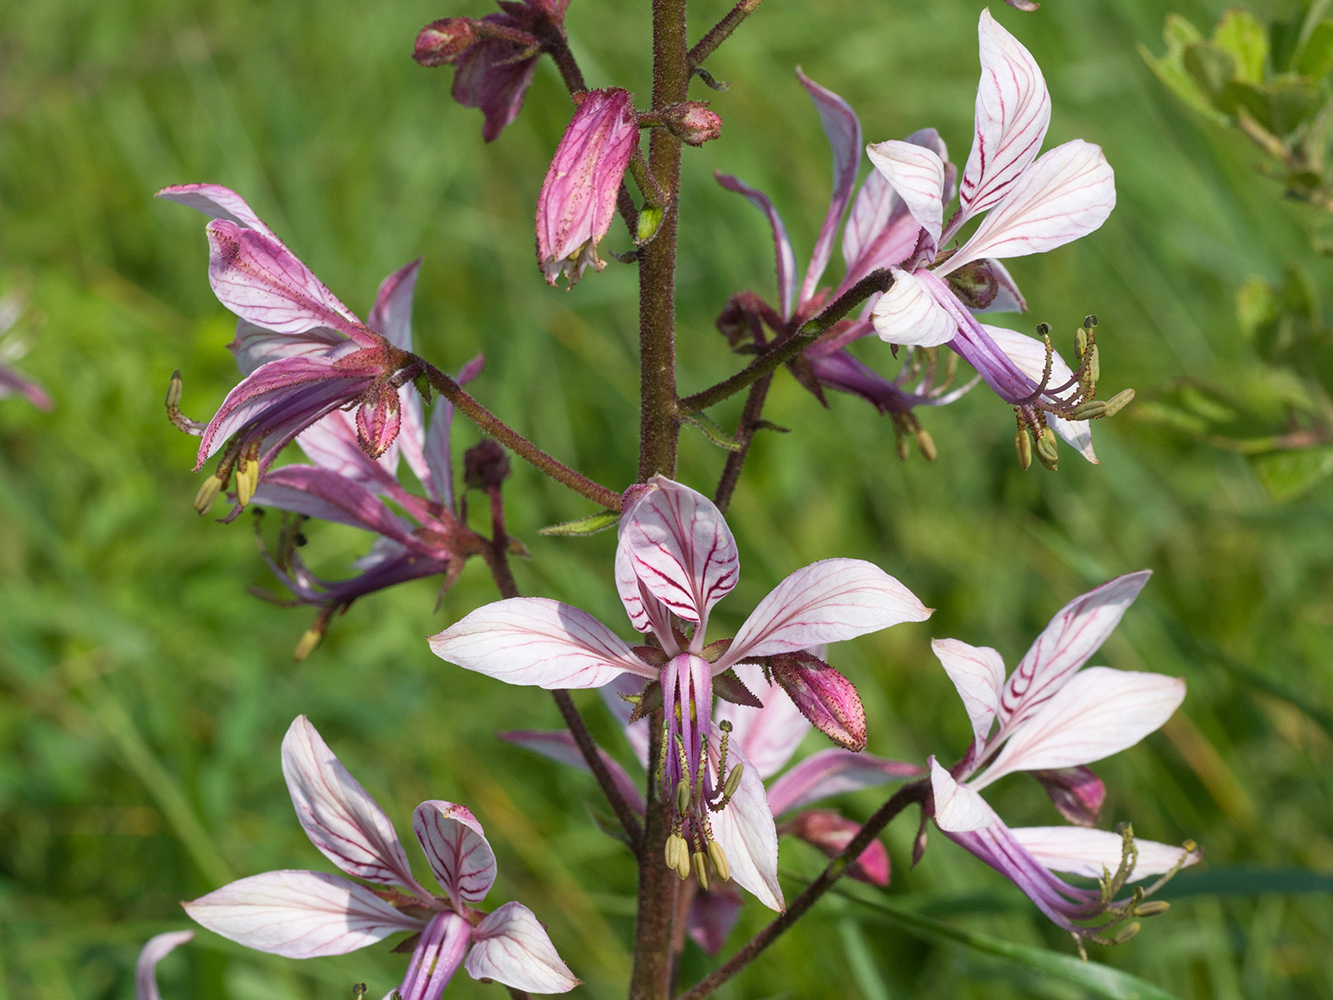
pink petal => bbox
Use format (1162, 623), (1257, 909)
(368, 259), (421, 351)
(231, 320), (351, 378)
(397, 912), (471, 1000)
(979, 667), (1186, 785)
(716, 172), (798, 319)
(0, 364), (53, 410)
(980, 324), (1097, 463)
(723, 558), (931, 665)
(1009, 826), (1202, 879)
(252, 466), (419, 546)
(281, 716), (425, 893)
(428, 597), (653, 689)
(770, 653), (867, 751)
(869, 268), (959, 347)
(451, 33), (540, 143)
(497, 730), (646, 813)
(958, 9), (1051, 220)
(156, 183), (279, 239)
(292, 410), (399, 486)
(929, 757), (996, 833)
(413, 801), (497, 906)
(995, 571), (1152, 735)
(182, 870), (419, 958)
(865, 140), (945, 251)
(616, 476), (739, 631)
(766, 748), (923, 816)
(136, 931), (193, 1000)
(722, 663), (810, 781)
(796, 70), (863, 301)
(466, 901), (581, 993)
(707, 732), (783, 911)
(785, 809), (890, 885)
(1034, 765), (1106, 827)
(420, 353), (484, 509)
(932, 638), (1006, 751)
(944, 140), (1115, 274)
(686, 883), (743, 955)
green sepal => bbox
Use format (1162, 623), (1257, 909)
(538, 511), (620, 537)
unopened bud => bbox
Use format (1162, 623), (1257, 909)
(915, 428), (937, 462)
(692, 850), (711, 891)
(413, 18), (476, 66)
(1113, 921), (1141, 944)
(194, 474), (223, 515)
(662, 102), (723, 146)
(464, 438), (511, 491)
(636, 204), (664, 245)
(235, 458), (260, 507)
(1135, 900), (1170, 917)
(723, 763), (744, 800)
(673, 778), (692, 814)
(293, 627), (322, 663)
(708, 840), (731, 882)
(1015, 429), (1033, 470)
(1102, 387), (1135, 417)
(1035, 428), (1059, 471)
(1069, 399), (1108, 421)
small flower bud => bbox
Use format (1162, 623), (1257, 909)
(1135, 900), (1170, 917)
(661, 102), (723, 146)
(194, 474), (223, 515)
(1102, 387), (1135, 417)
(771, 651), (867, 751)
(1015, 429), (1033, 470)
(464, 438), (511, 491)
(413, 18), (477, 66)
(692, 850), (711, 891)
(708, 841), (731, 882)
(355, 385), (402, 459)
(636, 204), (664, 245)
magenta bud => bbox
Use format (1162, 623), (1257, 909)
(1033, 766), (1106, 827)
(536, 88), (639, 289)
(770, 651), (867, 751)
(663, 102), (722, 147)
(785, 809), (890, 886)
(463, 438), (511, 491)
(355, 385), (401, 459)
(414, 18), (477, 66)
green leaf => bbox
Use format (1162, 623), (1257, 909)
(1296, 19), (1333, 78)
(1266, 75), (1324, 134)
(1157, 866), (1333, 899)
(682, 412), (744, 451)
(1213, 8), (1268, 83)
(1250, 445), (1333, 500)
(1235, 276), (1279, 341)
(1140, 16), (1230, 123)
(537, 510), (620, 536)
(1183, 43), (1237, 101)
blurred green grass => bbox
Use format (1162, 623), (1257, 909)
(2, 0), (1332, 997)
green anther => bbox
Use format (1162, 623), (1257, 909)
(723, 763), (743, 800)
(1015, 429), (1033, 470)
(1102, 387), (1135, 417)
(895, 432), (910, 461)
(708, 840), (731, 882)
(674, 778), (692, 814)
(1136, 900), (1170, 917)
(915, 428), (938, 461)
(1074, 327), (1088, 362)
(1113, 921), (1141, 944)
(1035, 430), (1059, 472)
(194, 474), (224, 516)
(665, 832), (687, 873)
(692, 850), (711, 891)
(165, 370), (183, 409)
(1087, 342), (1101, 384)
(1069, 399), (1109, 420)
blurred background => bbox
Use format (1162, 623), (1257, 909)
(2, 0), (1331, 996)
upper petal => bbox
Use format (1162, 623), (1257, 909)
(418, 354), (484, 508)
(958, 10), (1051, 220)
(368, 259), (421, 351)
(466, 901), (581, 993)
(722, 558), (931, 665)
(428, 597), (653, 689)
(156, 183), (279, 239)
(797, 70), (864, 301)
(413, 801), (498, 906)
(281, 716), (424, 893)
(230, 319), (349, 377)
(716, 172), (798, 320)
(1010, 826), (1202, 880)
(707, 732), (784, 911)
(765, 748), (923, 816)
(932, 638), (1006, 751)
(928, 757), (996, 834)
(870, 268), (960, 348)
(182, 870), (420, 959)
(136, 931), (194, 1000)
(865, 140), (945, 251)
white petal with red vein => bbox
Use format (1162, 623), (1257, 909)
(1011, 826), (1201, 879)
(866, 140), (945, 250)
(413, 800), (497, 906)
(929, 757), (996, 833)
(870, 268), (960, 347)
(136, 931), (194, 1000)
(465, 901), (580, 993)
(707, 734), (783, 911)
(933, 638), (1006, 749)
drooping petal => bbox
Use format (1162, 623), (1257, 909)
(418, 353), (484, 509)
(865, 140), (945, 251)
(766, 748), (923, 816)
(182, 870), (420, 958)
(413, 800), (497, 906)
(870, 268), (959, 348)
(769, 653), (867, 751)
(995, 572), (1152, 735)
(368, 259), (421, 351)
(722, 558), (931, 665)
(957, 9), (1051, 220)
(1033, 766), (1106, 827)
(980, 324), (1097, 462)
(466, 901), (581, 993)
(707, 734), (783, 911)
(429, 598), (653, 689)
(943, 140), (1115, 274)
(796, 70), (864, 301)
(136, 931), (194, 1000)
(978, 667), (1186, 786)
(451, 32), (540, 143)
(156, 183), (279, 239)
(929, 757), (996, 833)
(396, 912), (471, 1000)
(616, 476), (739, 631)
(497, 730), (646, 813)
(291, 410), (399, 486)
(722, 663), (810, 781)
(281, 716), (425, 893)
(1010, 826), (1202, 879)
(252, 466), (419, 547)
(932, 638), (1006, 750)
(716, 171), (798, 319)
(686, 882), (743, 955)
(785, 809), (890, 885)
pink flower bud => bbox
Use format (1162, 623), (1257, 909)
(413, 18), (477, 66)
(784, 809), (890, 885)
(770, 651), (868, 751)
(355, 384), (402, 459)
(1033, 766), (1106, 827)
(536, 88), (639, 289)
(663, 102), (722, 147)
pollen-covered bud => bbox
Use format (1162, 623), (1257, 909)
(413, 18), (477, 66)
(660, 102), (723, 146)
(537, 89), (639, 289)
(464, 438), (512, 491)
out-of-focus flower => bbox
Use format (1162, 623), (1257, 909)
(135, 931), (193, 1000)
(0, 294), (53, 410)
(185, 716), (579, 998)
(537, 88), (640, 288)
(925, 572), (1200, 946)
(157, 185), (423, 513)
(430, 476), (930, 908)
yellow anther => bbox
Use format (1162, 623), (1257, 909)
(1112, 921), (1141, 944)
(708, 841), (731, 882)
(722, 763), (743, 800)
(895, 433), (910, 461)
(194, 474), (224, 515)
(1015, 429), (1033, 471)
(1102, 387), (1135, 418)
(1035, 428), (1059, 472)
(236, 458), (260, 507)
(293, 628), (322, 663)
(692, 851), (711, 892)
(674, 778), (692, 815)
(915, 428), (938, 462)
(665, 833), (685, 872)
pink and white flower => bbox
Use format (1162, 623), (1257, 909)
(184, 716), (578, 998)
(429, 476), (931, 909)
(135, 931), (193, 1000)
(926, 572), (1200, 941)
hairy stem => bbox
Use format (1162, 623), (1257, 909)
(713, 372), (774, 513)
(688, 0), (765, 68)
(631, 709), (676, 1000)
(676, 780), (929, 1000)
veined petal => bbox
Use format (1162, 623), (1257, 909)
(977, 259), (1027, 314)
(979, 667), (1186, 785)
(995, 572), (1152, 735)
(497, 730), (646, 813)
(428, 598), (653, 689)
(136, 931), (193, 1000)
(797, 69), (863, 301)
(958, 9), (1051, 219)
(252, 467), (419, 547)
(281, 716), (423, 893)
(716, 172), (798, 320)
(686, 883), (743, 955)
(708, 733), (783, 911)
(231, 320), (350, 378)
(182, 870), (419, 958)
(929, 757), (996, 833)
(601, 673), (652, 768)
(1010, 826), (1202, 880)
(766, 748), (923, 816)
(932, 638), (1006, 751)
(723, 663), (810, 781)
(944, 140), (1115, 274)
(865, 140), (945, 251)
(615, 541), (677, 646)
(616, 476), (739, 630)
(870, 269), (959, 348)
(156, 183), (278, 240)
(368, 259), (421, 352)
(397, 912), (471, 1000)
(420, 354), (484, 508)
(1034, 766), (1106, 827)
(722, 558), (931, 665)
(466, 901), (581, 993)
(292, 410), (399, 486)
(413, 801), (497, 906)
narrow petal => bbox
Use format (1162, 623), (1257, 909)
(397, 912), (471, 1000)
(870, 268), (960, 348)
(686, 883), (743, 955)
(292, 411), (399, 486)
(929, 757), (996, 833)
(708, 734), (783, 911)
(865, 140), (945, 250)
(0, 364), (53, 410)
(428, 598), (653, 689)
(182, 870), (419, 958)
(419, 354), (484, 508)
(766, 748), (923, 816)
(136, 931), (194, 1000)
(156, 183), (278, 239)
(412, 801), (497, 906)
(281, 716), (424, 893)
(716, 172), (798, 319)
(943, 140), (1115, 274)
(252, 467), (419, 547)
(797, 70), (863, 300)
(615, 541), (677, 645)
(616, 476), (739, 630)
(466, 901), (581, 993)
(785, 809), (890, 885)
(995, 571), (1152, 735)
(368, 259), (421, 351)
(932, 638), (1005, 750)
(978, 667), (1186, 784)
(770, 653), (867, 751)
(958, 9), (1051, 219)
(722, 663), (810, 781)
(497, 730), (645, 813)
(722, 558), (931, 665)
(451, 35), (539, 143)
(1010, 826), (1202, 879)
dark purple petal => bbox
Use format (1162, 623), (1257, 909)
(716, 171), (798, 319)
(796, 70), (863, 301)
(451, 31), (540, 143)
